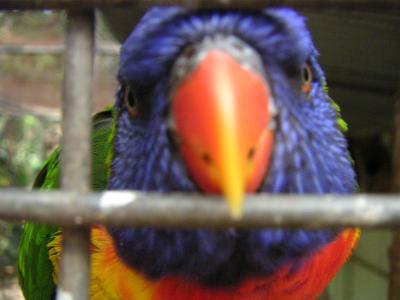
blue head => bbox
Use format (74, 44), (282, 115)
(107, 7), (356, 287)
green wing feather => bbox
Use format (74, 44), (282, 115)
(324, 84), (348, 133)
(18, 107), (114, 300)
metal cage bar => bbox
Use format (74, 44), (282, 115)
(1, 0), (400, 10)
(2, 191), (400, 229)
(1, 1), (400, 300)
(0, 44), (119, 56)
(57, 10), (95, 300)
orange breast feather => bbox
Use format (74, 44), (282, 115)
(48, 226), (359, 300)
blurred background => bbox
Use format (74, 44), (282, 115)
(0, 8), (399, 300)
(0, 11), (118, 299)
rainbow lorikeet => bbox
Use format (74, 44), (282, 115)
(18, 7), (359, 300)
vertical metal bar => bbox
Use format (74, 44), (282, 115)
(57, 10), (95, 300)
(389, 93), (400, 300)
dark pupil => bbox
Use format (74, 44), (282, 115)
(302, 66), (310, 83)
(126, 88), (137, 108)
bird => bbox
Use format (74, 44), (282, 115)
(18, 6), (359, 300)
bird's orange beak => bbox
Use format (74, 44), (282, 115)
(171, 51), (274, 218)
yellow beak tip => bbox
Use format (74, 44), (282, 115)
(229, 207), (243, 220)
(226, 197), (244, 220)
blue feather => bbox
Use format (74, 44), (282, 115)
(108, 7), (356, 287)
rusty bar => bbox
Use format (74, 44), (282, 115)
(2, 191), (400, 228)
(389, 93), (400, 300)
(1, 0), (400, 10)
(57, 10), (94, 300)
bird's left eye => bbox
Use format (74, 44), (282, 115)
(124, 86), (139, 119)
(301, 63), (313, 94)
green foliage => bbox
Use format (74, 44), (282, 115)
(0, 221), (21, 267)
(1, 54), (64, 82)
(0, 11), (65, 39)
(0, 115), (58, 187)
(0, 114), (60, 272)
(0, 11), (65, 82)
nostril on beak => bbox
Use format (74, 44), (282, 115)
(247, 147), (256, 161)
(201, 153), (213, 165)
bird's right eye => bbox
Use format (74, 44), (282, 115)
(301, 63), (313, 94)
(124, 86), (139, 119)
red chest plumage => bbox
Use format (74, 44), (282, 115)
(50, 227), (359, 300)
(151, 229), (359, 300)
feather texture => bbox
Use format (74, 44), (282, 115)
(19, 7), (358, 300)
(45, 226), (359, 300)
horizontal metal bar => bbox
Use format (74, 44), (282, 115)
(1, 0), (399, 10)
(1, 190), (400, 229)
(0, 44), (119, 56)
